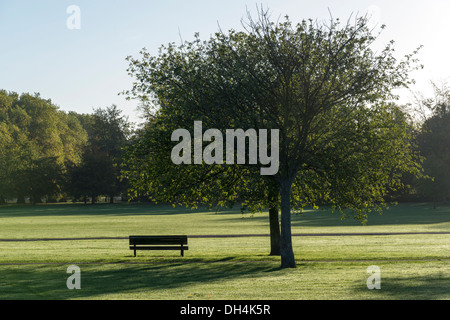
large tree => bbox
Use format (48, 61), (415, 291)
(123, 10), (423, 268)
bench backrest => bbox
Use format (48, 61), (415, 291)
(129, 235), (188, 245)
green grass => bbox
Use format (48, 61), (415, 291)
(0, 202), (449, 299)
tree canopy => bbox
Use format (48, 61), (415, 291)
(0, 90), (131, 204)
(0, 90), (87, 203)
(122, 10), (424, 268)
(414, 83), (450, 206)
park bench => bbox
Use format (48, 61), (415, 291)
(129, 235), (188, 257)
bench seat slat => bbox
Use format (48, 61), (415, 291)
(129, 246), (189, 250)
(129, 236), (187, 245)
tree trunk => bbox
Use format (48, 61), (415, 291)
(269, 205), (280, 256)
(267, 179), (280, 256)
(17, 195), (25, 204)
(279, 178), (296, 268)
(32, 194), (42, 205)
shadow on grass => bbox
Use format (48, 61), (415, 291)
(0, 203), (207, 218)
(291, 203), (450, 227)
(1, 203), (449, 229)
(2, 262), (448, 300)
(0, 261), (280, 300)
(235, 203), (450, 228)
(352, 273), (450, 300)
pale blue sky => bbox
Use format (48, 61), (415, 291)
(1, 0), (449, 124)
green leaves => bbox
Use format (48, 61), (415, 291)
(121, 9), (426, 267)
(119, 15), (432, 270)
(414, 87), (450, 204)
(122, 9), (424, 215)
(0, 90), (88, 203)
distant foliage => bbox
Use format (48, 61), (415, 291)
(0, 91), (130, 204)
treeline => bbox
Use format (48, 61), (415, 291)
(392, 83), (450, 206)
(0, 87), (448, 205)
(0, 90), (130, 204)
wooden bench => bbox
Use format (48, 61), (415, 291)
(129, 235), (188, 257)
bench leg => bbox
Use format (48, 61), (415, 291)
(134, 245), (136, 257)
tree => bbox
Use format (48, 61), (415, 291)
(123, 10), (423, 268)
(0, 90), (87, 203)
(67, 147), (116, 204)
(415, 83), (450, 206)
(69, 105), (131, 203)
(0, 122), (25, 203)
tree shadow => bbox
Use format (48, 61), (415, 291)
(352, 272), (450, 300)
(213, 203), (450, 229)
(0, 203), (206, 218)
(287, 203), (450, 228)
(0, 261), (280, 300)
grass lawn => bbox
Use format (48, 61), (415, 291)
(0, 202), (448, 300)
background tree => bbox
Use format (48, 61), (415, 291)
(67, 147), (116, 204)
(0, 90), (87, 203)
(70, 105), (131, 203)
(415, 83), (450, 206)
(0, 122), (27, 203)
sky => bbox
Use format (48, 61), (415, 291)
(1, 0), (449, 125)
